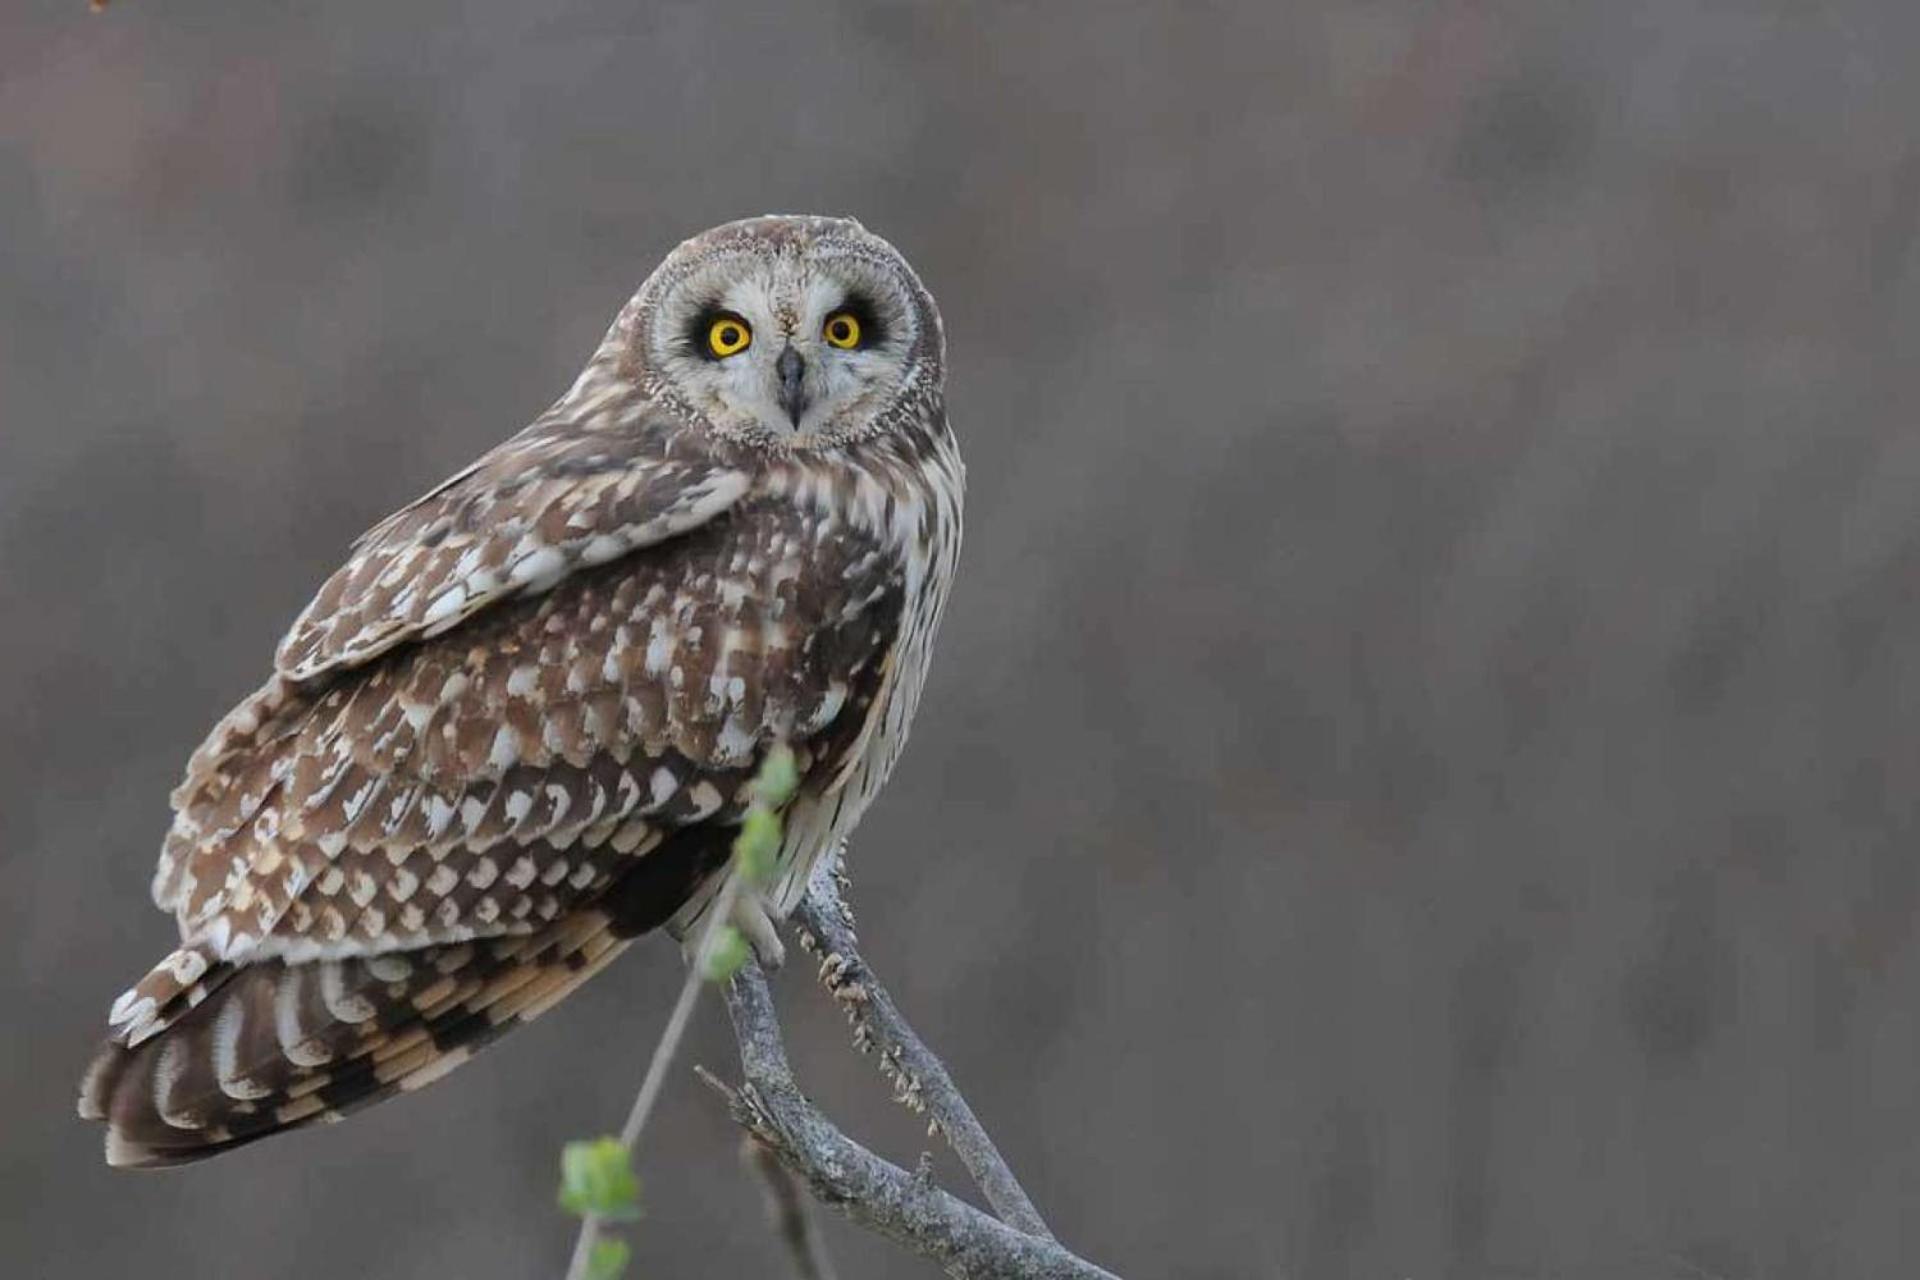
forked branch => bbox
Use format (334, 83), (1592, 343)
(792, 865), (1055, 1241)
(702, 957), (1121, 1280)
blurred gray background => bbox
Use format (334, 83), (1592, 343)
(6, 2), (1920, 1277)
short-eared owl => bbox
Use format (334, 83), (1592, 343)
(78, 215), (964, 1167)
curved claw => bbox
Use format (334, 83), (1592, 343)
(732, 888), (787, 971)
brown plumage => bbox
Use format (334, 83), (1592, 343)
(79, 215), (963, 1167)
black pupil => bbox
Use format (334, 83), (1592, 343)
(718, 325), (739, 346)
(832, 319), (851, 340)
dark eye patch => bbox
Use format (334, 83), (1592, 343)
(685, 304), (737, 361)
(830, 293), (885, 347)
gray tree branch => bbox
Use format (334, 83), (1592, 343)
(791, 865), (1056, 1241)
(700, 957), (1122, 1280)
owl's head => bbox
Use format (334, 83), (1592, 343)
(604, 215), (943, 448)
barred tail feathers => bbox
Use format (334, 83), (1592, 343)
(79, 910), (630, 1169)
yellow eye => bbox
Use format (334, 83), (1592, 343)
(706, 315), (752, 358)
(822, 311), (862, 349)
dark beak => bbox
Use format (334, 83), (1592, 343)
(776, 345), (808, 428)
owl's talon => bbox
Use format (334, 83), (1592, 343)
(731, 889), (787, 971)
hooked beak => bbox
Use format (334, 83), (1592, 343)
(776, 345), (808, 429)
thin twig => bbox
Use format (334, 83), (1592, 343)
(793, 862), (1055, 1240)
(563, 871), (747, 1280)
(743, 1134), (841, 1280)
(705, 959), (1121, 1280)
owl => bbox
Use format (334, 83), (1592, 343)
(76, 215), (964, 1168)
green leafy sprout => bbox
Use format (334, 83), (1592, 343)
(700, 925), (752, 984)
(585, 1239), (631, 1280)
(558, 1137), (642, 1222)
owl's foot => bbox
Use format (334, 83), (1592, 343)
(672, 881), (786, 971)
(730, 887), (787, 972)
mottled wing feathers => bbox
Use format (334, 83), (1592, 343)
(123, 494), (903, 1052)
(274, 407), (749, 683)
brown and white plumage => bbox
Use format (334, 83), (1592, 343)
(78, 215), (963, 1167)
